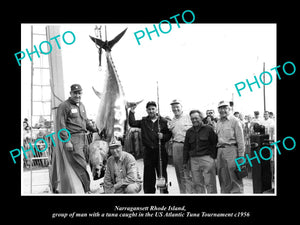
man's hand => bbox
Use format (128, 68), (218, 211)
(167, 120), (175, 130)
(65, 141), (73, 151)
(236, 157), (245, 166)
(114, 180), (123, 190)
(183, 163), (188, 170)
(129, 103), (137, 113)
(158, 132), (163, 140)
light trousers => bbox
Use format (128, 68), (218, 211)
(217, 146), (244, 193)
(190, 155), (217, 194)
(172, 142), (194, 193)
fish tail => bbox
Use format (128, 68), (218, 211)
(89, 28), (128, 52)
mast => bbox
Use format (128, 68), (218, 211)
(263, 62), (266, 112)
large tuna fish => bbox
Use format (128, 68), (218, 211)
(90, 28), (142, 143)
(88, 28), (142, 180)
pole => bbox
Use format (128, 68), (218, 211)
(30, 25), (34, 140)
(156, 81), (162, 178)
(263, 62), (266, 112)
(231, 92), (234, 112)
(156, 81), (166, 193)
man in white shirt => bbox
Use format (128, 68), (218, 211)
(216, 100), (245, 193)
(261, 111), (275, 140)
(168, 99), (194, 193)
(251, 111), (262, 125)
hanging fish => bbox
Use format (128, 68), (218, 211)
(89, 28), (143, 143)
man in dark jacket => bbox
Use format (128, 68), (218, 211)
(183, 110), (218, 193)
(129, 101), (172, 193)
(54, 84), (97, 193)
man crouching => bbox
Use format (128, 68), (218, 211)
(104, 138), (142, 194)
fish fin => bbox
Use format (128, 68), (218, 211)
(89, 36), (106, 49)
(92, 86), (102, 99)
(89, 28), (127, 52)
(126, 99), (144, 108)
(108, 28), (128, 50)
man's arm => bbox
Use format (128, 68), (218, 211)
(128, 110), (142, 128)
(183, 130), (190, 165)
(234, 119), (245, 157)
(103, 160), (115, 194)
(56, 103), (73, 151)
(119, 155), (138, 187)
(80, 104), (97, 133)
(208, 127), (218, 159)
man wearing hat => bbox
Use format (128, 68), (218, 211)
(250, 111), (262, 130)
(168, 99), (194, 194)
(103, 138), (142, 194)
(129, 101), (172, 193)
(54, 84), (97, 193)
(216, 100), (245, 193)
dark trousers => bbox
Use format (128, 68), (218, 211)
(143, 147), (168, 193)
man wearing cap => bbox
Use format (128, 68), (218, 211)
(250, 111), (262, 131)
(129, 101), (172, 193)
(168, 99), (194, 194)
(104, 139), (142, 194)
(55, 84), (97, 193)
(216, 100), (245, 193)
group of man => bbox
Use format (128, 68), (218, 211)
(126, 98), (246, 194)
(128, 99), (245, 194)
(53, 84), (246, 194)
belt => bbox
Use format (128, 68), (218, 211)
(173, 141), (184, 144)
(218, 143), (237, 148)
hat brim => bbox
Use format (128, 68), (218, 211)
(218, 104), (229, 108)
(109, 145), (121, 149)
(71, 89), (83, 93)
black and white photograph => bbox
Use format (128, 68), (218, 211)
(4, 5), (298, 225)
(20, 23), (277, 196)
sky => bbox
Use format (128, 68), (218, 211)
(21, 23), (276, 124)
